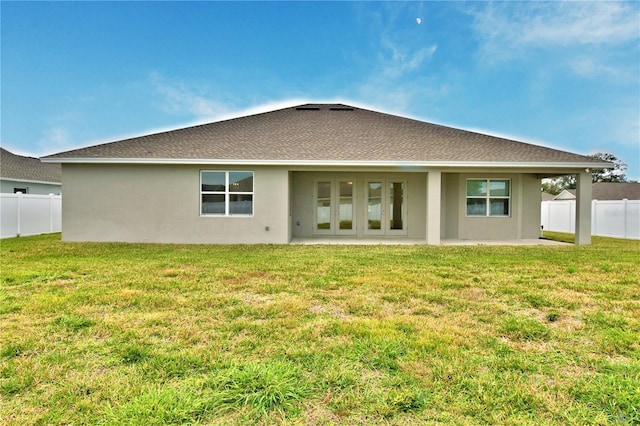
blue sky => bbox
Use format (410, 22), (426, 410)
(2, 1), (639, 180)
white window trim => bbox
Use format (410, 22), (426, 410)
(465, 178), (511, 217)
(200, 170), (254, 217)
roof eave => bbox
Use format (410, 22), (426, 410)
(40, 157), (612, 170)
(0, 177), (62, 185)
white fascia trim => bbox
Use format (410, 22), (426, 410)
(0, 177), (62, 185)
(40, 157), (612, 169)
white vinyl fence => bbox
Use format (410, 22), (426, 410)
(1, 193), (62, 239)
(541, 199), (640, 240)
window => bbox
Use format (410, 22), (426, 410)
(466, 179), (510, 216)
(14, 187), (28, 194)
(201, 171), (253, 216)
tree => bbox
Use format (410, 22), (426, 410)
(541, 152), (628, 194)
(541, 179), (566, 195)
(589, 152), (627, 183)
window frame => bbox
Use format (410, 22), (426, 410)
(465, 178), (511, 217)
(200, 170), (254, 217)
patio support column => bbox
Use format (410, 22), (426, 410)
(427, 170), (441, 245)
(575, 170), (592, 245)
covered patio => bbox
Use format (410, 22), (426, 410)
(290, 237), (569, 246)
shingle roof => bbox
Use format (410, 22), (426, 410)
(1, 148), (62, 183)
(567, 182), (640, 200)
(42, 103), (609, 167)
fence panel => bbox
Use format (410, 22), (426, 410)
(542, 199), (639, 240)
(52, 196), (62, 234)
(626, 200), (640, 239)
(0, 193), (62, 238)
(0, 195), (20, 238)
(541, 200), (575, 233)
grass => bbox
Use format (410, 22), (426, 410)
(1, 232), (638, 425)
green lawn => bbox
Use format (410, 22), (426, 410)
(1, 233), (638, 425)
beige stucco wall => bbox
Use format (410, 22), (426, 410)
(442, 173), (541, 240)
(441, 173), (460, 239)
(291, 171), (427, 239)
(62, 164), (290, 243)
(62, 165), (542, 244)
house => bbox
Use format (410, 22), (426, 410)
(588, 182), (640, 200)
(1, 148), (62, 194)
(554, 189), (577, 200)
(541, 192), (556, 202)
(41, 103), (611, 245)
(554, 182), (640, 201)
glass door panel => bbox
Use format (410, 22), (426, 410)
(315, 181), (332, 232)
(389, 181), (404, 231)
(367, 182), (383, 234)
(337, 181), (355, 234)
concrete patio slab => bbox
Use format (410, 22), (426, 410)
(441, 239), (569, 246)
(290, 238), (569, 246)
(290, 238), (426, 245)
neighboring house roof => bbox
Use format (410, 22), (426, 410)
(541, 192), (556, 201)
(554, 189), (576, 200)
(1, 147), (62, 183)
(563, 182), (640, 200)
(42, 103), (611, 169)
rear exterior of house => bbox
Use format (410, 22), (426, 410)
(43, 104), (610, 245)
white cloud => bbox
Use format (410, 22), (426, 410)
(357, 73), (450, 116)
(150, 73), (231, 121)
(351, 4), (440, 112)
(473, 1), (639, 49)
(37, 126), (74, 155)
(365, 36), (439, 112)
(609, 108), (640, 148)
(381, 40), (438, 79)
(568, 54), (638, 80)
(471, 1), (640, 70)
(520, 2), (639, 47)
